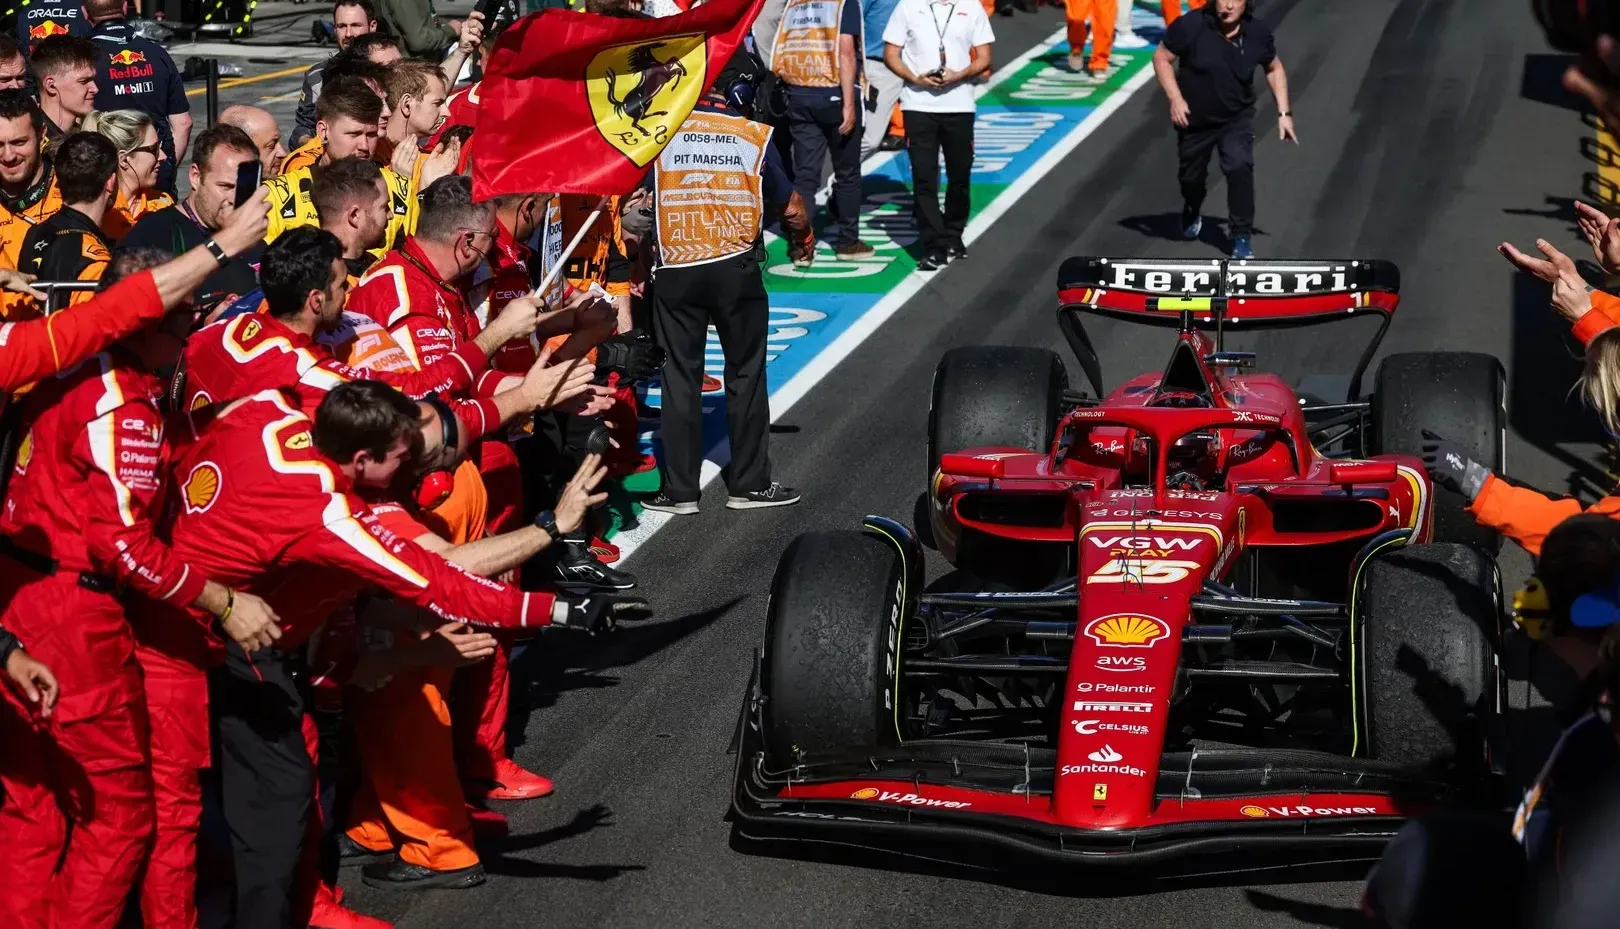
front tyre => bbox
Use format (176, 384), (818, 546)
(761, 530), (907, 766)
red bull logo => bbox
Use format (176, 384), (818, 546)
(108, 49), (146, 66)
(28, 20), (69, 41)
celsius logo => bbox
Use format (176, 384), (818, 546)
(1087, 745), (1123, 763)
(1072, 719), (1149, 736)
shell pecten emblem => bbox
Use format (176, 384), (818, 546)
(850, 788), (879, 800)
(1239, 805), (1269, 818)
(1083, 613), (1170, 648)
(182, 462), (223, 514)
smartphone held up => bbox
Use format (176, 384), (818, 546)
(234, 160), (262, 209)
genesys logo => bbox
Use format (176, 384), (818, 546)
(1073, 700), (1154, 713)
(849, 788), (971, 810)
(1097, 655), (1146, 672)
(1075, 682), (1153, 695)
(1072, 719), (1149, 736)
(1239, 804), (1383, 818)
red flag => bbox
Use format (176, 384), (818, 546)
(471, 0), (766, 200)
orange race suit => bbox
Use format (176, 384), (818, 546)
(0, 164), (64, 320)
(101, 186), (175, 242)
(1466, 294), (1620, 556)
(0, 346), (212, 929)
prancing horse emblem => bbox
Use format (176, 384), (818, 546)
(605, 43), (689, 139)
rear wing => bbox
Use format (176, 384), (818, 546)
(1054, 258), (1401, 401)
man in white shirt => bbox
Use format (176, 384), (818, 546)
(882, 0), (993, 271)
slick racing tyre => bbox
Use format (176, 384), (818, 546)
(927, 346), (1067, 582)
(1371, 352), (1505, 552)
(761, 530), (907, 766)
(1354, 543), (1499, 777)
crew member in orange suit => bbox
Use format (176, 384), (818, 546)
(1064, 0), (1115, 76)
(1160, 0), (1205, 27)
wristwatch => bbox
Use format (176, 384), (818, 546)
(1279, 110), (1292, 117)
(533, 509), (560, 540)
(203, 238), (230, 267)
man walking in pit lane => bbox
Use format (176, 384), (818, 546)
(1151, 0), (1293, 260)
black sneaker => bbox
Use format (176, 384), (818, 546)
(878, 133), (905, 152)
(642, 492), (698, 515)
(361, 856), (486, 891)
(554, 540), (639, 590)
(726, 483), (802, 510)
(917, 248), (950, 271)
(947, 242), (968, 261)
(337, 833), (390, 867)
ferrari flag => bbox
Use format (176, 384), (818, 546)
(472, 0), (766, 200)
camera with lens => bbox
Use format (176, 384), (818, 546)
(1533, 0), (1620, 53)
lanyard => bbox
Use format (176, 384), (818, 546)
(929, 1), (956, 69)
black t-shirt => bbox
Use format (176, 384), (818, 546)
(91, 21), (187, 167)
(19, 205), (110, 290)
(1163, 8), (1277, 126)
(121, 204), (263, 310)
(17, 0), (90, 55)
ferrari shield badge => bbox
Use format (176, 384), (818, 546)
(586, 35), (707, 167)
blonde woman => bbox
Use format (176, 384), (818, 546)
(1419, 238), (1620, 556)
(83, 109), (173, 240)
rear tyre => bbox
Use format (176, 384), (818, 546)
(1371, 352), (1505, 551)
(928, 347), (1067, 581)
(761, 530), (906, 766)
(1356, 543), (1498, 776)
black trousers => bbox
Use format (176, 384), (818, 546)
(651, 250), (771, 502)
(787, 95), (864, 249)
(1176, 111), (1256, 237)
(905, 110), (975, 252)
(211, 641), (313, 929)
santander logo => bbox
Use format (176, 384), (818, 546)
(1087, 745), (1123, 763)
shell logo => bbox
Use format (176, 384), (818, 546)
(1084, 614), (1169, 648)
(850, 788), (879, 800)
(189, 390), (212, 412)
(14, 430), (31, 473)
(1239, 805), (1268, 818)
(284, 431), (312, 450)
(182, 462), (223, 514)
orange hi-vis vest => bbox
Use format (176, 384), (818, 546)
(771, 0), (860, 89)
(653, 110), (772, 270)
(561, 194), (629, 298)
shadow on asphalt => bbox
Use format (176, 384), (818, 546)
(481, 803), (646, 880)
(506, 597), (744, 746)
(1243, 889), (1365, 928)
(726, 829), (1373, 898)
(1117, 211), (1268, 254)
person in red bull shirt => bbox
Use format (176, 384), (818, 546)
(16, 0), (89, 56)
(88, 0), (190, 194)
(29, 35), (98, 152)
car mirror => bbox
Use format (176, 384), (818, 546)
(1330, 460), (1398, 484)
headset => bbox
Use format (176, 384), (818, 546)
(1513, 572), (1620, 641)
(414, 394), (460, 511)
(714, 42), (768, 117)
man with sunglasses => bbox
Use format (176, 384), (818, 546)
(17, 131), (116, 309)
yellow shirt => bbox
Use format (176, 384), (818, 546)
(264, 163), (419, 262)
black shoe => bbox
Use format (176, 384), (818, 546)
(554, 539), (639, 590)
(997, 4), (1013, 15)
(878, 133), (905, 152)
(361, 856), (486, 891)
(917, 247), (950, 271)
(726, 483), (802, 510)
(337, 833), (389, 867)
(947, 242), (968, 261)
(642, 491), (698, 515)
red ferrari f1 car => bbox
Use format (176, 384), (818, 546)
(731, 257), (1509, 864)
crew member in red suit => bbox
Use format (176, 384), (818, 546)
(350, 175), (613, 801)
(0, 204), (285, 929)
(0, 266), (161, 392)
(146, 381), (618, 929)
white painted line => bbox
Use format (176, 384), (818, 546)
(615, 38), (1158, 561)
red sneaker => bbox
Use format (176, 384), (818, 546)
(466, 803), (510, 839)
(309, 897), (393, 929)
(590, 537), (621, 564)
(482, 757), (554, 801)
(701, 374), (723, 393)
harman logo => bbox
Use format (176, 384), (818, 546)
(849, 789), (972, 810)
(1240, 805), (1268, 818)
(1084, 614), (1170, 648)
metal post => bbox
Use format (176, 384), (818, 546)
(206, 58), (221, 128)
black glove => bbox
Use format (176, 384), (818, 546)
(595, 331), (665, 382)
(551, 594), (620, 634)
(1419, 429), (1491, 501)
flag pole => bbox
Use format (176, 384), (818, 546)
(531, 194), (612, 302)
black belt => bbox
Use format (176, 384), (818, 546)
(0, 536), (117, 593)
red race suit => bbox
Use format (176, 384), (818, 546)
(0, 348), (210, 929)
(0, 268), (164, 393)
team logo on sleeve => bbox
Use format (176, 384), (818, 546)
(13, 431), (31, 474)
(182, 462), (222, 514)
(587, 37), (706, 165)
(284, 431), (312, 451)
(240, 319), (261, 341)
